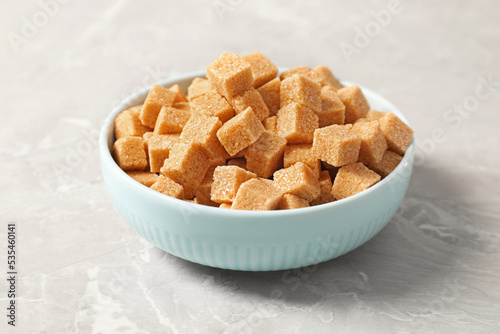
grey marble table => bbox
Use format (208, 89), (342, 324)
(1, 0), (499, 333)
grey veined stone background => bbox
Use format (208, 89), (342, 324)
(1, 0), (499, 333)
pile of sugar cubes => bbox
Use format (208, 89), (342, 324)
(112, 52), (413, 210)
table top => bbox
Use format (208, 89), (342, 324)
(1, 1), (499, 333)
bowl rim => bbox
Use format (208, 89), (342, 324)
(100, 70), (414, 217)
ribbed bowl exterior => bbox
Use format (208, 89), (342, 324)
(100, 71), (414, 271)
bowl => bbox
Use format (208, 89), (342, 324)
(99, 71), (414, 271)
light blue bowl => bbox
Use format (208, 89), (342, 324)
(100, 71), (414, 271)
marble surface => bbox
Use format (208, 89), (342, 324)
(1, 0), (499, 333)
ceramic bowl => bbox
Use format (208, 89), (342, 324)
(99, 71), (414, 271)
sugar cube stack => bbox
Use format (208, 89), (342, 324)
(112, 52), (413, 209)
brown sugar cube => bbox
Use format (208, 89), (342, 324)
(351, 121), (388, 165)
(160, 142), (210, 190)
(377, 113), (414, 155)
(194, 165), (220, 207)
(142, 132), (154, 152)
(310, 171), (335, 206)
(128, 105), (142, 116)
(232, 178), (282, 211)
(140, 84), (176, 128)
(354, 118), (368, 124)
(284, 144), (321, 177)
(278, 194), (310, 210)
(115, 105), (151, 139)
(190, 161), (220, 199)
(313, 66), (343, 89)
(183, 187), (195, 200)
(312, 124), (361, 167)
(280, 74), (322, 113)
(367, 150), (403, 178)
(209, 156), (227, 169)
(112, 137), (148, 171)
(280, 66), (322, 84)
(216, 107), (265, 156)
(194, 196), (218, 207)
(148, 134), (180, 173)
(206, 52), (254, 98)
(322, 161), (341, 181)
(257, 78), (281, 116)
(277, 103), (319, 144)
(326, 165), (340, 180)
(188, 77), (214, 101)
(227, 157), (246, 169)
(143, 133), (153, 171)
(190, 90), (234, 123)
(331, 162), (381, 200)
(263, 116), (278, 133)
(219, 203), (232, 209)
(336, 85), (370, 124)
(322, 160), (337, 170)
(366, 110), (386, 121)
(180, 114), (228, 159)
(126, 171), (159, 187)
(207, 156), (227, 176)
(153, 106), (191, 135)
(319, 86), (345, 127)
(169, 84), (188, 103)
(245, 130), (287, 178)
(230, 88), (270, 121)
(241, 52), (278, 88)
(195, 159), (226, 201)
(273, 162), (321, 202)
(229, 147), (247, 159)
(150, 175), (184, 199)
(211, 166), (257, 204)
(211, 158), (232, 174)
(173, 102), (191, 112)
